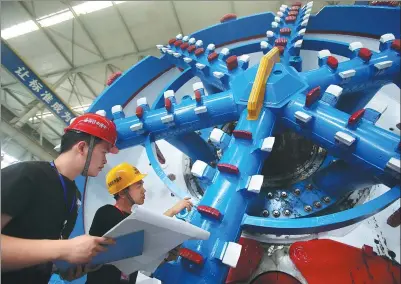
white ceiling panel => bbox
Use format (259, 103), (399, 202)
(0, 68), (17, 85)
(117, 1), (181, 51)
(78, 6), (135, 58)
(30, 1), (69, 19)
(45, 19), (103, 67)
(43, 73), (67, 85)
(78, 68), (107, 95)
(233, 1), (281, 17)
(5, 31), (71, 75)
(173, 1), (233, 36)
(1, 1), (31, 29)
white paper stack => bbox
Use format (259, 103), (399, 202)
(105, 205), (210, 275)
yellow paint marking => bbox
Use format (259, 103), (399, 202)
(247, 47), (280, 120)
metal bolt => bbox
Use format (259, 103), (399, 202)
(167, 174), (176, 181)
(294, 188), (301, 195)
(284, 209), (291, 216)
(314, 201), (322, 208)
(304, 205), (312, 212)
(262, 210), (269, 217)
(323, 196), (331, 203)
(306, 183), (313, 190)
(267, 192), (274, 199)
(281, 191), (287, 198)
(273, 210), (280, 217)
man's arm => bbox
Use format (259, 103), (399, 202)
(1, 234), (67, 272)
(164, 197), (194, 217)
(1, 214), (113, 272)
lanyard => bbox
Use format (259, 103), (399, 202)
(50, 161), (75, 214)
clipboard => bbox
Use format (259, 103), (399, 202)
(53, 230), (145, 271)
(54, 205), (210, 274)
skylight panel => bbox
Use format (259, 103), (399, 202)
(73, 1), (113, 15)
(37, 10), (74, 27)
(1, 20), (39, 40)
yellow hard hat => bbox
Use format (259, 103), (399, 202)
(106, 162), (147, 195)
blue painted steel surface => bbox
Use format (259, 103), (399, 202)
(87, 55), (173, 118)
(66, 3), (400, 284)
(242, 185), (400, 235)
(307, 6), (400, 38)
(1, 40), (75, 125)
(113, 90), (239, 150)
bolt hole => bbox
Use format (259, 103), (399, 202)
(389, 127), (394, 131)
(273, 70), (282, 75)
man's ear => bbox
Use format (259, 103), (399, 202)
(76, 141), (87, 155)
(118, 190), (126, 199)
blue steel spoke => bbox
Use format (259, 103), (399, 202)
(156, 108), (277, 283)
(113, 89), (240, 150)
(282, 92), (400, 187)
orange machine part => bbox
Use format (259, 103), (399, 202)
(289, 239), (401, 284)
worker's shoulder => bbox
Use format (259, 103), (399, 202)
(3, 160), (52, 176)
(94, 204), (119, 216)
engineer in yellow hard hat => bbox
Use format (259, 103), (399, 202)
(86, 162), (193, 284)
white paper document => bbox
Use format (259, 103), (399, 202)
(104, 205), (210, 275)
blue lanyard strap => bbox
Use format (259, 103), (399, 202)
(50, 161), (75, 214)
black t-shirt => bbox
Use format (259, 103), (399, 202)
(86, 204), (138, 284)
(1, 161), (81, 284)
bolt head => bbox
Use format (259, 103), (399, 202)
(306, 183), (313, 190)
(294, 188), (301, 195)
(281, 191), (287, 198)
(284, 209), (291, 216)
(323, 196), (331, 203)
(314, 201), (322, 208)
(273, 210), (280, 217)
(262, 210), (269, 217)
(267, 192), (274, 199)
(304, 205), (312, 212)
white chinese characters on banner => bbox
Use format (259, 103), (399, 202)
(51, 102), (64, 114)
(61, 112), (73, 122)
(14, 67), (30, 81)
(40, 91), (54, 104)
(28, 79), (44, 93)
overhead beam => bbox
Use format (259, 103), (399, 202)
(19, 2), (99, 97)
(65, 3), (105, 60)
(3, 88), (62, 138)
(42, 47), (156, 78)
(77, 72), (97, 98)
(1, 119), (57, 160)
(170, 1), (184, 36)
(112, 2), (139, 52)
(2, 47), (156, 87)
(19, 2), (72, 69)
(47, 26), (101, 58)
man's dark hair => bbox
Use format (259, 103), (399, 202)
(113, 188), (129, 200)
(60, 131), (102, 154)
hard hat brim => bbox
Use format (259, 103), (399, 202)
(133, 173), (147, 184)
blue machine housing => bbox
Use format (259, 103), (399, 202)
(57, 4), (401, 284)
